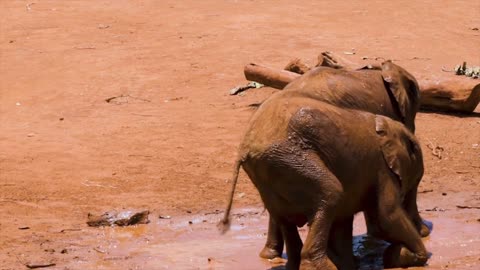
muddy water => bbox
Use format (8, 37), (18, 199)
(60, 208), (480, 270)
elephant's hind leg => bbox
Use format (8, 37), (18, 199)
(259, 216), (284, 259)
(290, 154), (342, 270)
(328, 216), (355, 270)
(278, 218), (303, 270)
(257, 145), (343, 270)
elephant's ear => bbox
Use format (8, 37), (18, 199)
(381, 61), (420, 130)
(375, 115), (404, 184)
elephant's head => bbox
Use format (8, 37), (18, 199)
(380, 61), (421, 132)
(375, 115), (424, 197)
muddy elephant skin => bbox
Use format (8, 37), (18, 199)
(258, 61), (429, 260)
(219, 91), (429, 270)
(283, 61), (420, 132)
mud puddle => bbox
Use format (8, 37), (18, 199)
(54, 207), (480, 270)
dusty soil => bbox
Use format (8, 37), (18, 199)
(0, 1), (479, 269)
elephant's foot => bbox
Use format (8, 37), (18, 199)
(418, 221), (431, 237)
(299, 258), (337, 270)
(383, 244), (428, 268)
(259, 245), (282, 259)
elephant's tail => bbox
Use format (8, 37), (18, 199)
(217, 156), (244, 234)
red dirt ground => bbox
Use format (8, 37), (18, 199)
(0, 1), (479, 269)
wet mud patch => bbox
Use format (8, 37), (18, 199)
(49, 208), (480, 269)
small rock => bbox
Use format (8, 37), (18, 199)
(61, 249), (68, 254)
(16, 102), (21, 106)
(98, 24), (110, 29)
(188, 221), (193, 225)
(27, 133), (35, 137)
(442, 192), (447, 196)
(18, 226), (30, 230)
(186, 210), (192, 214)
(159, 215), (171, 219)
(472, 27), (479, 31)
(59, 117), (64, 121)
(87, 210), (150, 227)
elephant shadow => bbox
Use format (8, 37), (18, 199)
(420, 108), (480, 118)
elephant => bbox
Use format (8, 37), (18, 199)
(218, 92), (429, 269)
(284, 60), (419, 132)
(258, 61), (430, 259)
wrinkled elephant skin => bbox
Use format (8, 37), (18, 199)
(219, 92), (429, 269)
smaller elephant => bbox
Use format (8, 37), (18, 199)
(219, 93), (429, 269)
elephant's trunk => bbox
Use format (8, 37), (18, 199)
(218, 156), (244, 234)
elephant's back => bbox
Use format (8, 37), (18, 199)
(240, 91), (304, 156)
(286, 102), (382, 184)
(283, 67), (397, 120)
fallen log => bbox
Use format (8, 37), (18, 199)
(244, 63), (300, 89)
(243, 62), (480, 113)
(419, 77), (480, 113)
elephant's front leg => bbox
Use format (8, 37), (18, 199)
(259, 216), (284, 259)
(376, 174), (428, 268)
(403, 187), (430, 237)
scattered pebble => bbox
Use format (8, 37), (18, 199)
(98, 24), (110, 29)
(425, 207), (445, 212)
(159, 215), (171, 219)
(18, 226), (30, 230)
(442, 192), (447, 196)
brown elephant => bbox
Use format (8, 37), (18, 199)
(258, 61), (430, 259)
(218, 92), (429, 269)
(284, 60), (419, 132)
